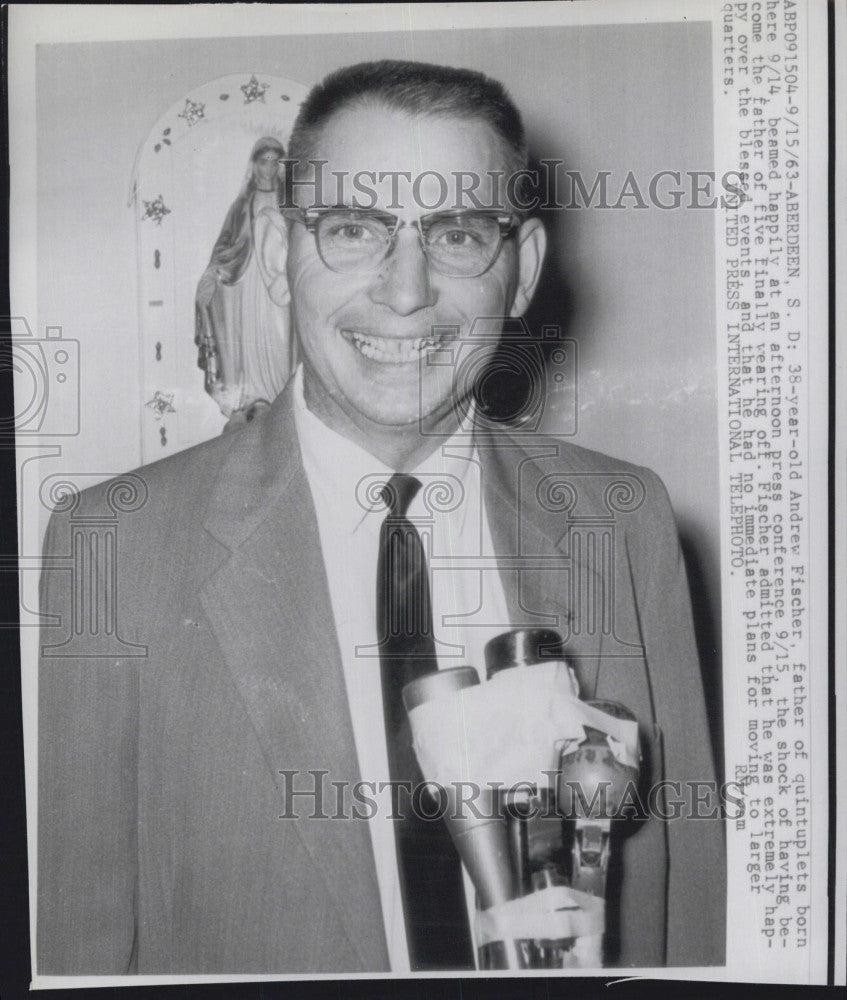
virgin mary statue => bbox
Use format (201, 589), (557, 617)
(195, 136), (295, 424)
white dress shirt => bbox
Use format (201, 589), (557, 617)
(292, 365), (511, 971)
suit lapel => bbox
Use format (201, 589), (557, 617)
(195, 394), (612, 968)
(198, 384), (388, 970)
(480, 432), (603, 697)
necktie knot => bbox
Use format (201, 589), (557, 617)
(381, 473), (422, 519)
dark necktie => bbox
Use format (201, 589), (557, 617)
(377, 472), (475, 971)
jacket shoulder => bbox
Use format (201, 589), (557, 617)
(535, 434), (655, 479)
(495, 428), (670, 511)
(51, 426), (244, 523)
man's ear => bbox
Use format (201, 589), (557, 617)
(509, 217), (546, 317)
(254, 207), (291, 306)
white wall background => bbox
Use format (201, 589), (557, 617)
(34, 21), (721, 734)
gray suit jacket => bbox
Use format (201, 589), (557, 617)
(38, 380), (725, 974)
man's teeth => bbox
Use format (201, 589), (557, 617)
(345, 331), (441, 363)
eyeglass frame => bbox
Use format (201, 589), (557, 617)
(282, 205), (523, 278)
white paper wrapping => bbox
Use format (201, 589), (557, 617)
(407, 662), (640, 790)
(475, 883), (604, 954)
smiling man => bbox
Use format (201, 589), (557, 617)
(37, 60), (724, 976)
(283, 72), (545, 471)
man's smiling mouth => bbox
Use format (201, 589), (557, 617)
(341, 329), (447, 364)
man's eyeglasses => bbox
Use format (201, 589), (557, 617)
(285, 207), (521, 278)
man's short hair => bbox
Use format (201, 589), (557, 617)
(287, 59), (528, 182)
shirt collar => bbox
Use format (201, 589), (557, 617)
(292, 365), (478, 536)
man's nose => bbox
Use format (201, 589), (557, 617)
(367, 228), (437, 315)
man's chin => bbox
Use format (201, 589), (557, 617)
(353, 396), (466, 435)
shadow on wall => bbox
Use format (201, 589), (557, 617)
(474, 155), (577, 427)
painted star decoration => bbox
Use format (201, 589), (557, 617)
(177, 98), (206, 127)
(146, 390), (176, 420)
(141, 195), (171, 225)
(241, 74), (269, 104)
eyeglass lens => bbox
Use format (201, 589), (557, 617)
(314, 211), (504, 277)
